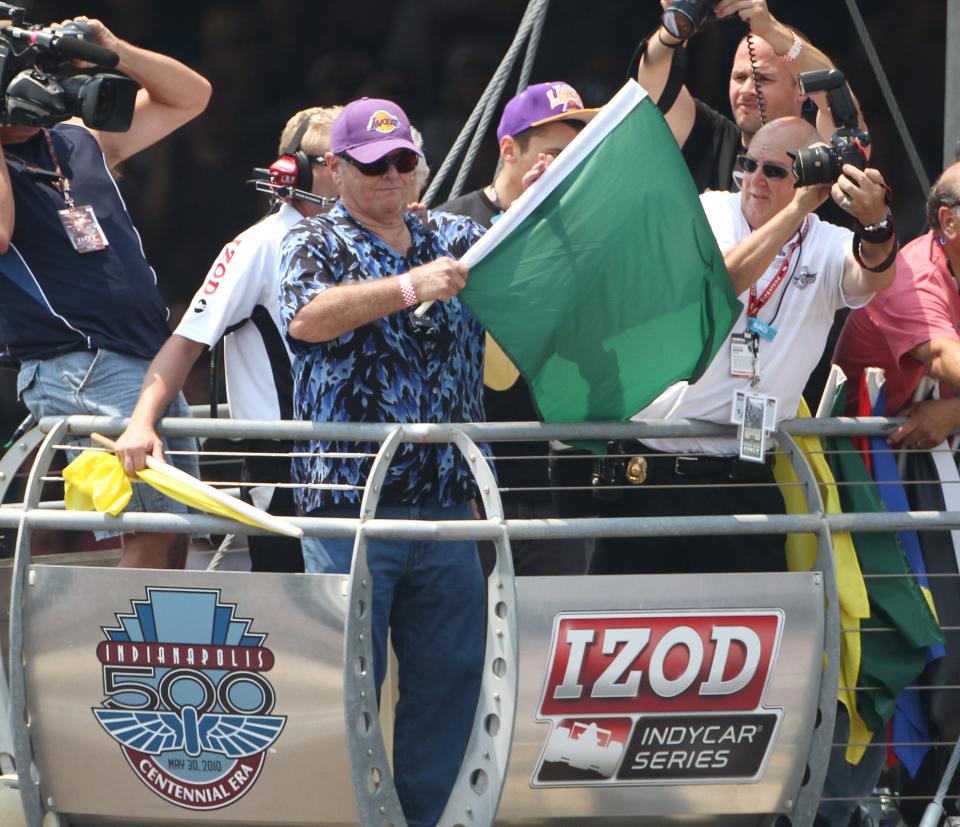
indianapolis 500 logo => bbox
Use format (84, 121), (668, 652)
(92, 588), (285, 810)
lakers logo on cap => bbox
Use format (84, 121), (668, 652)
(367, 110), (402, 134)
(545, 83), (583, 113)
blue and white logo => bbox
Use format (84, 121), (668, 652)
(92, 588), (285, 810)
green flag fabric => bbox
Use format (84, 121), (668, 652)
(458, 80), (741, 422)
(824, 377), (944, 733)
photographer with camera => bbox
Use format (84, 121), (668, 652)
(635, 0), (865, 192)
(0, 11), (211, 569)
(590, 115), (897, 574)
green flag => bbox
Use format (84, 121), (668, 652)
(824, 379), (943, 732)
(459, 80), (741, 422)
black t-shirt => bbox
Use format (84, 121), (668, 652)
(436, 188), (550, 500)
(683, 99), (743, 193)
(439, 188), (500, 227)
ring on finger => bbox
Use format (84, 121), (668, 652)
(840, 195), (853, 211)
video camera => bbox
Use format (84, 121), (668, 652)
(0, 3), (137, 131)
(789, 69), (870, 187)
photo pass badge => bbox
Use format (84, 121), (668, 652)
(532, 611), (783, 787)
(92, 588), (285, 810)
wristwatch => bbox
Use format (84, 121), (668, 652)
(862, 213), (891, 233)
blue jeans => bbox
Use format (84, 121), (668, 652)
(17, 349), (199, 526)
(815, 703), (887, 827)
(303, 500), (484, 827)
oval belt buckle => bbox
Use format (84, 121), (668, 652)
(625, 455), (648, 485)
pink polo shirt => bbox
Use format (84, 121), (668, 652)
(833, 230), (960, 414)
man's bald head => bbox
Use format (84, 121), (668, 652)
(729, 38), (806, 140)
(738, 117), (822, 230)
(927, 161), (960, 233)
(749, 117), (822, 158)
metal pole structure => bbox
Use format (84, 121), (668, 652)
(422, 0), (541, 206)
(946, 0), (960, 169)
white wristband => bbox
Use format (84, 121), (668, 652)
(398, 273), (419, 307)
(780, 30), (802, 63)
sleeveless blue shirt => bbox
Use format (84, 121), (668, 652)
(0, 124), (170, 360)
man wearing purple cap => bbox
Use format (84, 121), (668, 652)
(440, 81), (598, 576)
(442, 81), (597, 226)
(278, 97), (487, 827)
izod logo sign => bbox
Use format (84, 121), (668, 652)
(532, 611), (783, 787)
(542, 612), (779, 714)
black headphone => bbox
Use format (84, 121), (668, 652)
(268, 115), (314, 190)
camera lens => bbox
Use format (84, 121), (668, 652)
(661, 0), (714, 40)
(789, 145), (837, 188)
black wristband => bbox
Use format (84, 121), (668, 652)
(658, 30), (683, 49)
(854, 211), (895, 244)
(852, 233), (899, 273)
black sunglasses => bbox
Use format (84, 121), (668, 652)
(340, 150), (418, 177)
(735, 154), (790, 180)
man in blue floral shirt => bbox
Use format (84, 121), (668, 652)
(278, 97), (486, 827)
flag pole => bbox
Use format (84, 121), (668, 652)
(90, 432), (303, 538)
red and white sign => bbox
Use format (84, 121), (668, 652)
(533, 611), (784, 786)
(539, 610), (782, 717)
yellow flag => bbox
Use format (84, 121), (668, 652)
(66, 444), (301, 539)
(483, 333), (520, 391)
(62, 450), (132, 516)
(773, 400), (873, 763)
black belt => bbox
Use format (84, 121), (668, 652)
(593, 440), (775, 490)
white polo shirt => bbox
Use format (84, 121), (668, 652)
(636, 190), (870, 455)
(175, 203), (302, 422)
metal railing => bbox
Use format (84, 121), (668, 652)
(1, 411), (959, 826)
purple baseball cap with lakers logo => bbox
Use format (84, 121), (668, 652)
(496, 81), (600, 142)
(330, 97), (423, 163)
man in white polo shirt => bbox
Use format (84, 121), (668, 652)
(115, 106), (341, 572)
(590, 115), (898, 575)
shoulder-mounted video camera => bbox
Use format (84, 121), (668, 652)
(789, 69), (870, 187)
(0, 3), (138, 131)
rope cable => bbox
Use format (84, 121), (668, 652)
(423, 0), (548, 205)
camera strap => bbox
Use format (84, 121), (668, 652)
(627, 31), (687, 116)
(41, 129), (74, 208)
(747, 219), (808, 322)
(41, 129), (109, 254)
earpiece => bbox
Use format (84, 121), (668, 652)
(268, 116), (313, 191)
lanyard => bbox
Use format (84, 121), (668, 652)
(747, 218), (807, 320)
(41, 129), (76, 208)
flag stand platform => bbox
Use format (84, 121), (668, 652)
(3, 419), (838, 826)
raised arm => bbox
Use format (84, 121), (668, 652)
(837, 165), (898, 298)
(722, 0), (867, 136)
(66, 17), (211, 168)
(634, 1), (697, 146)
(723, 183), (830, 295)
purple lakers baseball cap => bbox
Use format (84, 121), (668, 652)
(330, 98), (423, 163)
(496, 81), (600, 143)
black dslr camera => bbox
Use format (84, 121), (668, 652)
(789, 69), (870, 187)
(0, 3), (137, 131)
(661, 0), (715, 40)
